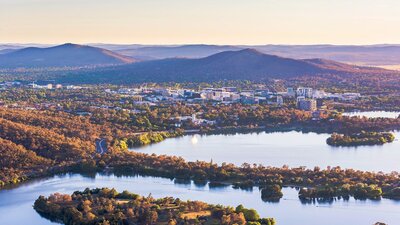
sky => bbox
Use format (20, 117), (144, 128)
(1, 0), (400, 45)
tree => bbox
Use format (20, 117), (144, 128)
(243, 209), (260, 221)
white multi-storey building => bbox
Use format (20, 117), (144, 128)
(297, 87), (313, 98)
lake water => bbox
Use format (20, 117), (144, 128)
(133, 130), (400, 172)
(343, 111), (400, 119)
(0, 173), (399, 225)
(3, 111), (399, 225)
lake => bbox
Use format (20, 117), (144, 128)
(133, 130), (400, 172)
(3, 110), (399, 225)
(0, 173), (399, 225)
(343, 111), (400, 119)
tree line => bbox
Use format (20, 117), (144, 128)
(34, 188), (276, 225)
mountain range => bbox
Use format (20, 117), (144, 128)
(57, 48), (392, 84)
(3, 43), (400, 67)
(0, 44), (134, 68)
(99, 44), (400, 67)
(0, 43), (397, 84)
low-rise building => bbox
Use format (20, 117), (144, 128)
(286, 87), (296, 97)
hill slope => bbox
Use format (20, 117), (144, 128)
(59, 49), (392, 83)
(0, 43), (135, 68)
(109, 44), (400, 66)
(253, 45), (400, 66)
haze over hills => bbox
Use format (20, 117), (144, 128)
(0, 44), (396, 84)
(3, 43), (400, 68)
(96, 44), (400, 67)
(252, 45), (400, 67)
(0, 49), (18, 55)
(114, 45), (241, 61)
(58, 48), (393, 84)
(0, 44), (26, 55)
(0, 44), (51, 52)
(0, 44), (135, 68)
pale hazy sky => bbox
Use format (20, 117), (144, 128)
(1, 0), (400, 45)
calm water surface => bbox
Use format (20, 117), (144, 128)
(0, 174), (399, 225)
(133, 131), (400, 172)
(343, 111), (400, 119)
(3, 111), (399, 225)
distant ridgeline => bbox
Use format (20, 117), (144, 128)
(1, 44), (398, 89)
(34, 188), (276, 225)
(327, 132), (395, 147)
(55, 49), (396, 84)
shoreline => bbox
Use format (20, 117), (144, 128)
(3, 171), (400, 203)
